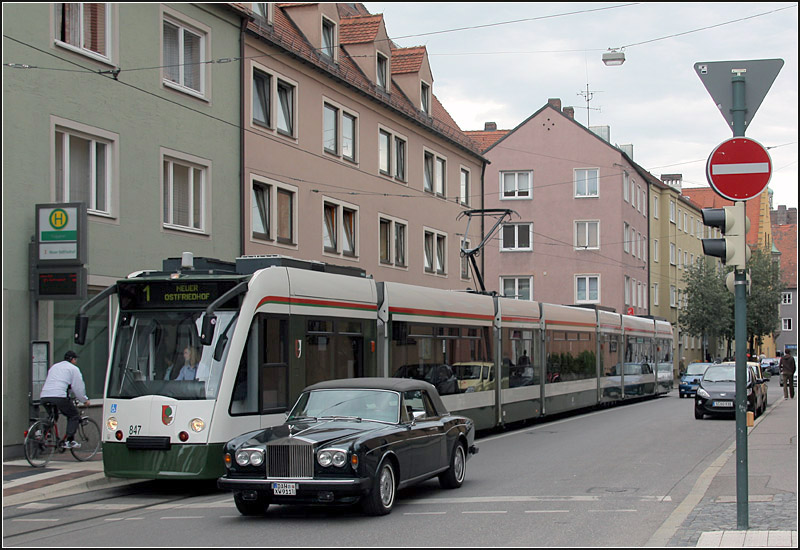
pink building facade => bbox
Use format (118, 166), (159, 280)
(467, 99), (650, 314)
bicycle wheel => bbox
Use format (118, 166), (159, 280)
(24, 420), (56, 467)
(71, 417), (101, 461)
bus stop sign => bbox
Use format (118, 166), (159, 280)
(706, 137), (772, 201)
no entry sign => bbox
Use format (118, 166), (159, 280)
(706, 137), (772, 201)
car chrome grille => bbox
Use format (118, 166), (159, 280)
(265, 439), (314, 479)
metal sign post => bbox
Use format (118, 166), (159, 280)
(697, 58), (783, 531)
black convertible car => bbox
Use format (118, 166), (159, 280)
(217, 378), (478, 516)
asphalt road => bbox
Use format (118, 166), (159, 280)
(3, 382), (786, 547)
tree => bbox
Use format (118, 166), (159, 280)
(744, 247), (782, 355)
(679, 257), (732, 360)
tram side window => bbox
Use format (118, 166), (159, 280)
(545, 330), (596, 382)
(501, 328), (540, 387)
(305, 318), (364, 387)
(230, 316), (288, 415)
(390, 322), (492, 395)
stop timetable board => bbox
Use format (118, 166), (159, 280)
(706, 137), (772, 201)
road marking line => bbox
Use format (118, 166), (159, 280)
(403, 512), (447, 516)
(462, 510), (507, 514)
(524, 510), (569, 514)
(160, 516), (205, 520)
(12, 518), (60, 522)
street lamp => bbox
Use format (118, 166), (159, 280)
(602, 48), (625, 66)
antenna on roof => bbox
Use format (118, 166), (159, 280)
(576, 82), (602, 127)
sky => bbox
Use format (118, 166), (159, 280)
(364, 2), (798, 210)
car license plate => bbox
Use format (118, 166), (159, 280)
(713, 400), (734, 407)
(272, 482), (297, 496)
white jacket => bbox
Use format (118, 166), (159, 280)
(40, 360), (89, 402)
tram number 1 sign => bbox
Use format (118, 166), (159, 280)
(706, 137), (772, 201)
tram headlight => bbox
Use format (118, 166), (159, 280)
(317, 449), (347, 468)
(106, 417), (118, 431)
(190, 418), (205, 432)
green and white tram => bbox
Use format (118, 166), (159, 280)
(76, 254), (673, 480)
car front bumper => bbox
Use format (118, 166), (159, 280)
(218, 475), (373, 504)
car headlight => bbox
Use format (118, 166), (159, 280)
(317, 449), (347, 468)
(235, 448), (264, 467)
(696, 388), (710, 399)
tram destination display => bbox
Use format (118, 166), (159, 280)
(118, 279), (241, 310)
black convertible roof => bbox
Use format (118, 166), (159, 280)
(303, 377), (449, 416)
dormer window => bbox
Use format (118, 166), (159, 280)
(251, 3), (272, 24)
(376, 52), (388, 90)
(321, 17), (336, 60)
(421, 81), (431, 115)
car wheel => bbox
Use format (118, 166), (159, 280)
(694, 407), (704, 420)
(362, 460), (396, 516)
(233, 491), (270, 516)
(679, 393), (684, 399)
(439, 441), (467, 489)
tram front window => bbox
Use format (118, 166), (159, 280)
(107, 310), (237, 400)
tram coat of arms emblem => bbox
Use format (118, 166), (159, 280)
(162, 405), (176, 426)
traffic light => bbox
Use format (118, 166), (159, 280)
(701, 205), (751, 269)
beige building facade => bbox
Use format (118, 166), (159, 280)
(240, 4), (486, 289)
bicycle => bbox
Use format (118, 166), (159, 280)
(23, 400), (101, 467)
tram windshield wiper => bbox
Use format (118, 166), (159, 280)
(289, 416), (317, 422)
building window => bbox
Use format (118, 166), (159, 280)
(321, 17), (336, 60)
(424, 229), (446, 275)
(670, 243), (676, 265)
(253, 69), (271, 127)
(501, 223), (532, 251)
(623, 223), (630, 254)
(322, 199), (358, 257)
(379, 216), (407, 268)
(378, 127), (406, 181)
(376, 52), (388, 90)
(163, 17), (205, 97)
(653, 283), (659, 306)
(623, 172), (630, 202)
(460, 238), (471, 280)
(501, 277), (532, 301)
(460, 168), (471, 206)
(250, 177), (296, 245)
(670, 285), (677, 308)
(653, 195), (659, 219)
(575, 168), (599, 198)
(55, 3), (110, 62)
(501, 171), (531, 199)
(55, 126), (113, 216)
(343, 113), (356, 162)
(669, 200), (676, 223)
(783, 318), (793, 332)
(624, 276), (631, 305)
(323, 103), (339, 154)
(576, 275), (599, 303)
(653, 239), (659, 262)
(575, 220), (599, 249)
(783, 292), (793, 305)
(322, 100), (357, 162)
(276, 80), (295, 136)
(420, 81), (431, 115)
(163, 155), (207, 232)
(423, 150), (446, 196)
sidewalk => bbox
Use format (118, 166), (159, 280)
(3, 397), (797, 547)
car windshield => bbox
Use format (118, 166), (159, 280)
(288, 389), (400, 424)
(452, 363), (485, 380)
(702, 365), (744, 383)
(686, 364), (710, 376)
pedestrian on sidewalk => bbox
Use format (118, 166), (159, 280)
(777, 350), (795, 399)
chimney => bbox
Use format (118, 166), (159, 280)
(562, 106), (574, 119)
(548, 98), (562, 111)
(661, 174), (683, 191)
(484, 122), (497, 131)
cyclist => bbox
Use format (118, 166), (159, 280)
(40, 350), (90, 448)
